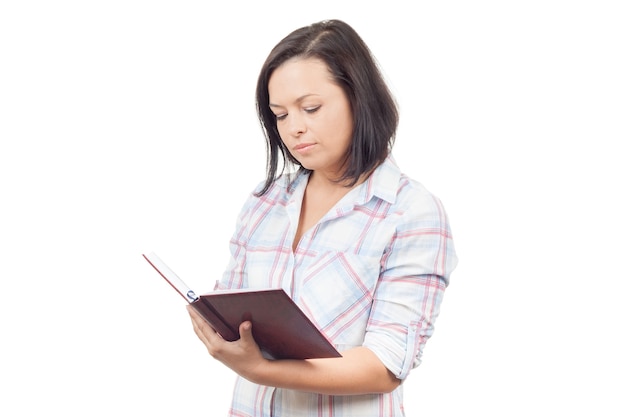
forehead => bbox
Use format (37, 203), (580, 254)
(268, 58), (337, 101)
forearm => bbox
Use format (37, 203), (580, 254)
(188, 307), (400, 395)
(241, 346), (401, 395)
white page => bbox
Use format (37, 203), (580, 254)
(143, 252), (198, 303)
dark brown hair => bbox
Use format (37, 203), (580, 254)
(255, 19), (398, 196)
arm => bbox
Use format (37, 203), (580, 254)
(187, 306), (401, 395)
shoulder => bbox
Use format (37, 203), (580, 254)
(370, 156), (447, 221)
(397, 175), (445, 215)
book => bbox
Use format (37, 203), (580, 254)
(142, 252), (341, 360)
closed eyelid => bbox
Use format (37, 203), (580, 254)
(304, 105), (321, 114)
(269, 104), (286, 117)
(270, 104), (320, 120)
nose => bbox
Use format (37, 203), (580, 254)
(286, 113), (306, 137)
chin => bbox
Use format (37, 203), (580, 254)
(293, 158), (315, 171)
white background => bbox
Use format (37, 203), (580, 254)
(1, 1), (624, 416)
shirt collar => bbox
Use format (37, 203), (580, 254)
(360, 154), (401, 205)
(285, 154), (401, 206)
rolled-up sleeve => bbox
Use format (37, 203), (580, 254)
(363, 193), (457, 379)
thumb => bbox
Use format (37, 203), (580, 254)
(238, 320), (254, 342)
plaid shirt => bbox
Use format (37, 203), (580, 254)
(217, 155), (458, 417)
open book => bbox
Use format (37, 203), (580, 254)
(143, 252), (341, 360)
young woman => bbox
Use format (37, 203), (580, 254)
(188, 19), (458, 416)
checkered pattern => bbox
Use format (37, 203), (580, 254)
(216, 156), (458, 416)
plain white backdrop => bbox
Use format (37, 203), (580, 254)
(1, 1), (624, 415)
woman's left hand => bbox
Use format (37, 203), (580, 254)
(186, 305), (268, 378)
(187, 305), (400, 394)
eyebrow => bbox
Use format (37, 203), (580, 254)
(269, 94), (319, 109)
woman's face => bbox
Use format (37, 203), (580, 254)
(268, 58), (353, 179)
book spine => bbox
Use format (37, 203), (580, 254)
(190, 298), (239, 341)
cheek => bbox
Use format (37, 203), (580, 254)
(327, 113), (353, 146)
(326, 101), (353, 136)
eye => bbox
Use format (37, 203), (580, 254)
(304, 105), (321, 114)
(275, 113), (287, 121)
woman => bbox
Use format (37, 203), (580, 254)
(188, 19), (458, 416)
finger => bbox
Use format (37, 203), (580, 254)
(187, 306), (210, 333)
(186, 306), (203, 332)
(189, 316), (208, 345)
(186, 306), (214, 345)
(186, 305), (202, 322)
(187, 306), (226, 349)
(238, 321), (253, 344)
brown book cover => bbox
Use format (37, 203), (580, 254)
(143, 252), (341, 360)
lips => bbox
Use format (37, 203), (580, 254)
(293, 143), (316, 153)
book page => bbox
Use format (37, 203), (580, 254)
(143, 252), (199, 303)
